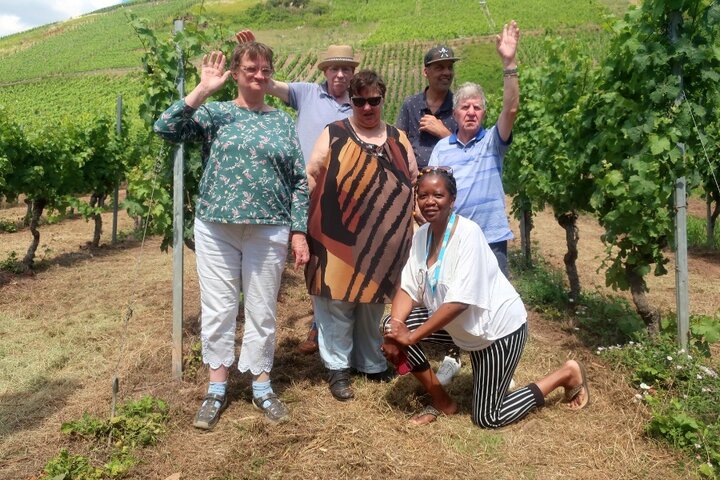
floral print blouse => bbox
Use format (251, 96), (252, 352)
(154, 100), (308, 232)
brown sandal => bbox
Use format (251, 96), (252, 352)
(409, 405), (442, 426)
(563, 360), (590, 410)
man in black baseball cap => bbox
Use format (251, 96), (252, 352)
(395, 44), (463, 386)
(396, 44), (459, 169)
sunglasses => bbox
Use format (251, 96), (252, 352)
(417, 166), (454, 178)
(351, 96), (383, 107)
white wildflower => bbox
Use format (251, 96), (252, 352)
(666, 355), (673, 361)
(678, 348), (686, 354)
(699, 366), (718, 378)
(695, 444), (702, 449)
(639, 383), (651, 390)
(675, 365), (683, 370)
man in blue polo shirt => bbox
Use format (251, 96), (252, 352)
(428, 21), (520, 278)
(266, 44), (358, 164)
(237, 31), (358, 164)
(396, 45), (459, 168)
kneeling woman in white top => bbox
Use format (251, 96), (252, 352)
(382, 167), (590, 427)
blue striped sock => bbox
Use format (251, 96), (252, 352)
(252, 380), (273, 409)
(208, 381), (226, 408)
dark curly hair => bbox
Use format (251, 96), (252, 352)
(415, 167), (457, 199)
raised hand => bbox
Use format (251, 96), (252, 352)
(235, 29), (256, 44)
(496, 20), (520, 67)
(198, 51), (232, 96)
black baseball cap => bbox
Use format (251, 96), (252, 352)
(423, 45), (460, 66)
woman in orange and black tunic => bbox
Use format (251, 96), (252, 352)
(305, 70), (418, 401)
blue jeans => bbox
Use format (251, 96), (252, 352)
(312, 296), (387, 374)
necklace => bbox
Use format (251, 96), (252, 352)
(425, 212), (456, 294)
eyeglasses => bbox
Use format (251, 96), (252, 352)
(417, 166), (454, 178)
(238, 65), (274, 77)
(351, 96), (383, 107)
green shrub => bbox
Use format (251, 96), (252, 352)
(61, 396), (168, 448)
(0, 251), (24, 274)
(508, 250), (568, 315)
(46, 396), (169, 478)
(43, 448), (102, 480)
(0, 218), (18, 233)
(573, 292), (645, 348)
(599, 329), (720, 478)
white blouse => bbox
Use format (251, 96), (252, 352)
(400, 215), (527, 351)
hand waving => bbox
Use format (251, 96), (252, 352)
(496, 20), (520, 67)
(235, 29), (256, 44)
(198, 51), (233, 96)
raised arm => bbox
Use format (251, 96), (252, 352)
(185, 51), (233, 108)
(496, 20), (520, 143)
(266, 79), (291, 104)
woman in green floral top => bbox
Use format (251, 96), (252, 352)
(154, 41), (309, 429)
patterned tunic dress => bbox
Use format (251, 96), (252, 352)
(306, 119), (415, 304)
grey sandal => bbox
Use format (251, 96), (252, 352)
(252, 392), (290, 423)
(193, 393), (228, 430)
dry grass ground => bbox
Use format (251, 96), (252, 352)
(1, 198), (713, 479)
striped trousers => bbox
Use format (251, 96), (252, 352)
(383, 308), (544, 428)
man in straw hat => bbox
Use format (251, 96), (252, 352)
(237, 32), (359, 164)
(236, 31), (360, 355)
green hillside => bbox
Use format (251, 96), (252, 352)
(0, 0), (629, 132)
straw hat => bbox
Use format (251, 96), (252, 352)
(317, 45), (360, 70)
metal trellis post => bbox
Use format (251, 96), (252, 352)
(172, 19), (185, 380)
(670, 11), (689, 349)
(112, 95), (122, 245)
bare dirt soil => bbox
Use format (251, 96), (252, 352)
(519, 198), (720, 316)
(1, 198), (715, 479)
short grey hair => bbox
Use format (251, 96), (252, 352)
(453, 82), (487, 110)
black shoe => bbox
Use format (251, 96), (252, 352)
(363, 368), (397, 382)
(328, 369), (354, 401)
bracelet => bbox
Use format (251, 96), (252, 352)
(503, 67), (518, 77)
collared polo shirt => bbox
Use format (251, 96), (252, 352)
(428, 125), (513, 244)
(287, 81), (353, 163)
(396, 88), (457, 167)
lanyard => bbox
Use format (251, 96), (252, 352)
(426, 212), (456, 294)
